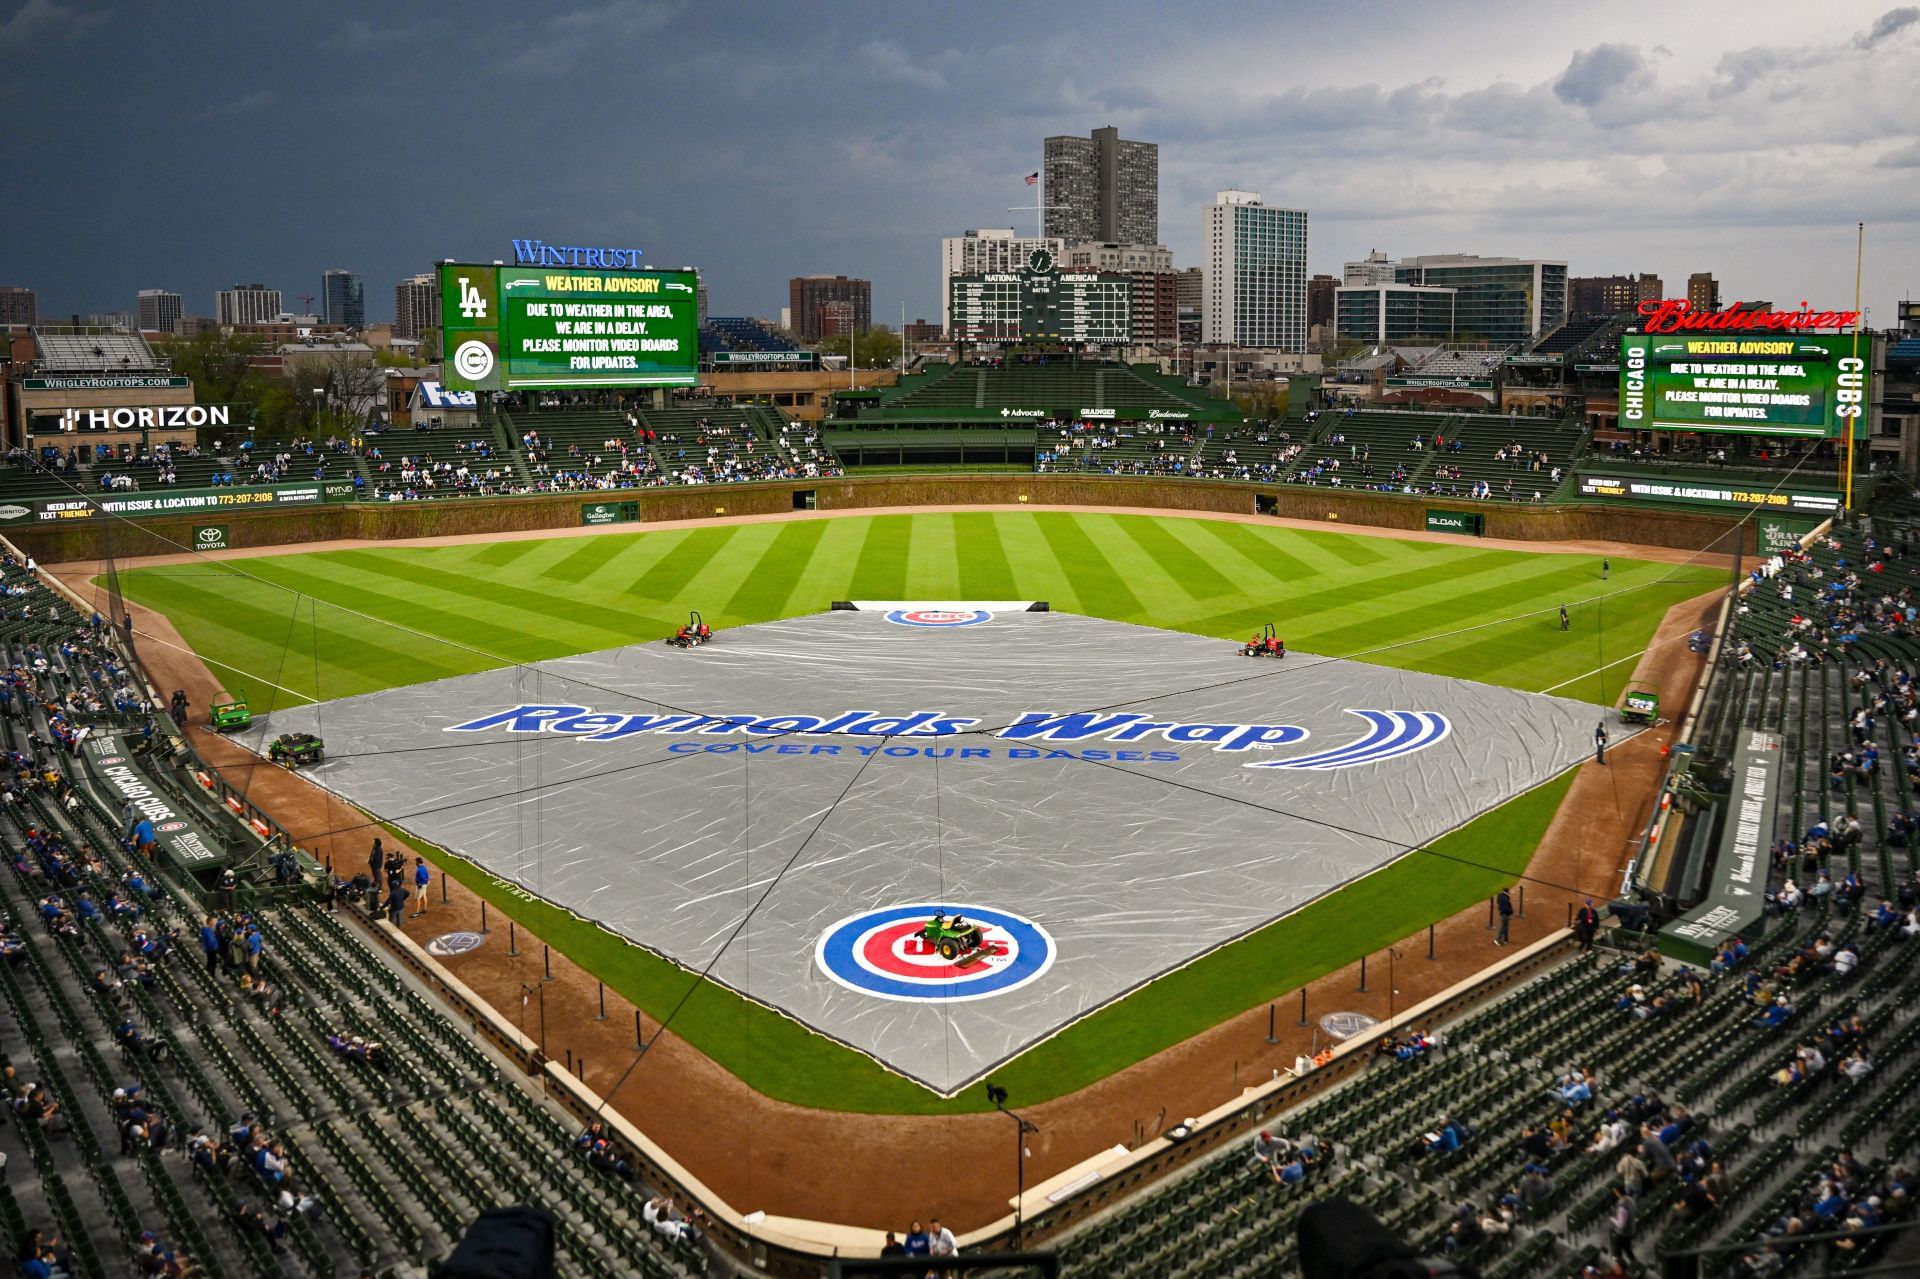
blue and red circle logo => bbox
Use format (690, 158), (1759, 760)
(814, 903), (1054, 1002)
(884, 608), (992, 628)
(156, 821), (186, 833)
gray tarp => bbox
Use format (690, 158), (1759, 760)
(245, 610), (1616, 1092)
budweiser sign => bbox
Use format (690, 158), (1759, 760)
(1637, 299), (1861, 335)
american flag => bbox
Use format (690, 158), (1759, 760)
(1024, 172), (1039, 186)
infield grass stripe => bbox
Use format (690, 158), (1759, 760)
(1110, 514), (1238, 601)
(722, 518), (831, 620)
(953, 513), (1019, 600)
(623, 526), (739, 604)
(1034, 513), (1143, 617)
(848, 515), (913, 598)
(320, 550), (681, 640)
(541, 532), (637, 585)
(466, 539), (547, 569)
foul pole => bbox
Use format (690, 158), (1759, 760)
(1846, 221), (1863, 510)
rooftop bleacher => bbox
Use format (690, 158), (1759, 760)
(1527, 315), (1611, 357)
(31, 328), (162, 373)
(699, 316), (799, 355)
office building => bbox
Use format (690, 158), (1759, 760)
(939, 229), (1063, 333)
(216, 283), (282, 327)
(1392, 255), (1567, 343)
(0, 286), (36, 327)
(395, 273), (440, 340)
(1334, 285), (1457, 344)
(322, 269), (365, 328)
(1688, 272), (1721, 312)
(1042, 126), (1158, 245)
(1065, 243), (1173, 273)
(1342, 251), (1395, 287)
(788, 275), (871, 343)
(136, 289), (183, 334)
(1201, 190), (1308, 350)
(1175, 267), (1204, 344)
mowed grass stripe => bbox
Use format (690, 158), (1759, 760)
(1301, 554), (1599, 656)
(784, 518), (872, 610)
(1174, 546), (1526, 639)
(1111, 514), (1238, 601)
(1034, 513), (1144, 616)
(130, 573), (468, 702)
(467, 539), (547, 569)
(1180, 520), (1324, 590)
(541, 532), (637, 585)
(1295, 527), (1390, 567)
(322, 550), (681, 639)
(623, 526), (740, 605)
(953, 513), (1019, 599)
(848, 515), (913, 597)
(723, 519), (831, 620)
(248, 558), (585, 669)
(993, 512), (1079, 603)
(905, 514), (963, 599)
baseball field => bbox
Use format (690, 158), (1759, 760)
(109, 510), (1725, 1113)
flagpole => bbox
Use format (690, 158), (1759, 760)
(1846, 221), (1863, 512)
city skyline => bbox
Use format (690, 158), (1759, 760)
(2, 0), (1916, 330)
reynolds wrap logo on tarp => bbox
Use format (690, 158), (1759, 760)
(444, 704), (1452, 770)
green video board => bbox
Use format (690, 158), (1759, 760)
(440, 263), (699, 391)
(1618, 333), (1868, 438)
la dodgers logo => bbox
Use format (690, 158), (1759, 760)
(815, 903), (1054, 1002)
(885, 609), (992, 628)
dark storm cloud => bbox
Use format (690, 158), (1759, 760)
(1, 1), (1915, 328)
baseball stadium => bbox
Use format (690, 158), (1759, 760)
(1, 291), (1918, 1279)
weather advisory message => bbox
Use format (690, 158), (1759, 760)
(1618, 333), (1868, 438)
(440, 263), (699, 391)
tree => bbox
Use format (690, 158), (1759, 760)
(820, 326), (903, 369)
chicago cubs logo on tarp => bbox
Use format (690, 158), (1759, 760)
(885, 609), (992, 628)
(815, 903), (1054, 1002)
(156, 821), (186, 833)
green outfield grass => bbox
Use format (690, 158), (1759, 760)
(110, 511), (1723, 1111)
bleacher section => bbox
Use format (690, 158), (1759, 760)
(1528, 315), (1613, 357)
(0, 551), (707, 1277)
(698, 317), (797, 355)
(1413, 346), (1509, 378)
(502, 407), (658, 491)
(32, 330), (160, 372)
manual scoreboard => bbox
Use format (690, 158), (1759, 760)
(949, 249), (1131, 344)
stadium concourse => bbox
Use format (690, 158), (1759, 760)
(39, 502), (1722, 1245)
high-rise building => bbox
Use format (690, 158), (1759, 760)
(1065, 243), (1173, 273)
(1636, 273), (1664, 306)
(216, 283), (282, 327)
(1335, 285), (1457, 344)
(136, 289), (183, 334)
(1201, 190), (1308, 351)
(939, 229), (1063, 333)
(1687, 272), (1721, 312)
(1042, 126), (1158, 245)
(1307, 275), (1338, 332)
(697, 278), (708, 326)
(788, 275), (871, 343)
(322, 269), (365, 328)
(0, 285), (36, 327)
(395, 273), (440, 340)
(1570, 273), (1663, 315)
(1392, 255), (1567, 342)
(1128, 273), (1181, 344)
(1175, 267), (1204, 344)
(1342, 251), (1395, 287)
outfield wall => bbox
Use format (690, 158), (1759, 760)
(19, 473), (1753, 564)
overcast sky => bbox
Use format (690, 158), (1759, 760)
(3, 0), (1916, 329)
